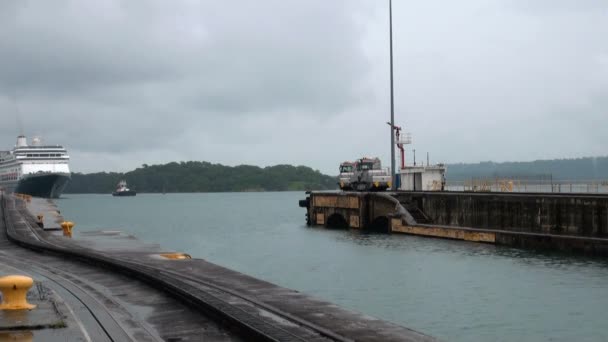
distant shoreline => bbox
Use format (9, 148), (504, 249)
(65, 157), (608, 194)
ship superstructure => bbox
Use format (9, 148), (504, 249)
(0, 135), (71, 198)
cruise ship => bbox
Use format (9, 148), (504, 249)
(0, 135), (71, 198)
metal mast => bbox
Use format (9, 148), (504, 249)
(389, 0), (396, 188)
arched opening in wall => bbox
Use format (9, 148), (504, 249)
(326, 213), (348, 229)
(368, 216), (389, 233)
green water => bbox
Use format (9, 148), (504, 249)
(56, 193), (608, 342)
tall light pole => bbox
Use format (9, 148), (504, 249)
(389, 0), (396, 189)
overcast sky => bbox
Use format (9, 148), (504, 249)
(1, 0), (607, 174)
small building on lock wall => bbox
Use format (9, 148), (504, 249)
(398, 165), (446, 191)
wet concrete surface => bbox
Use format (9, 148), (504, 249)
(0, 281), (63, 330)
(0, 257), (91, 341)
(2, 196), (243, 341)
(26, 197), (64, 231)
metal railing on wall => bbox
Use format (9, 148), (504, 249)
(445, 176), (608, 194)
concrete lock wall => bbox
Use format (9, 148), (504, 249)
(309, 193), (398, 231)
(304, 191), (608, 255)
(413, 193), (608, 237)
(309, 193), (366, 229)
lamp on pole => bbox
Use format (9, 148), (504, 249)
(389, 0), (396, 189)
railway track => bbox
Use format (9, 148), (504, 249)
(0, 194), (353, 342)
(0, 199), (153, 341)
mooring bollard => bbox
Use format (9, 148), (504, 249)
(60, 221), (75, 237)
(0, 275), (36, 310)
(159, 253), (192, 260)
(0, 331), (34, 342)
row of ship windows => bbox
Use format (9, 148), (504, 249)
(0, 173), (19, 181)
(23, 154), (64, 158)
(0, 153), (63, 162)
(0, 154), (63, 162)
(5, 153), (63, 162)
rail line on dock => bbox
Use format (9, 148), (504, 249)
(1, 194), (381, 342)
(0, 201), (141, 341)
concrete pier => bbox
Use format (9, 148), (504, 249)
(0, 194), (435, 341)
(300, 191), (608, 256)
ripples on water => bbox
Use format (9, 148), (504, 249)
(57, 193), (608, 342)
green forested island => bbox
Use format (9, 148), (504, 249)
(65, 157), (608, 193)
(65, 162), (337, 193)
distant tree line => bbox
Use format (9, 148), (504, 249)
(65, 157), (608, 193)
(65, 162), (338, 193)
(445, 156), (608, 181)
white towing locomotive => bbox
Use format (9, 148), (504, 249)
(338, 161), (355, 190)
(338, 157), (391, 191)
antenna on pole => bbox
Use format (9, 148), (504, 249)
(389, 0), (396, 189)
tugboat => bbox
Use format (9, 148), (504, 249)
(112, 180), (136, 196)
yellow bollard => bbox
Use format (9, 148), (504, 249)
(0, 275), (36, 310)
(159, 253), (192, 260)
(0, 331), (34, 342)
(60, 221), (75, 237)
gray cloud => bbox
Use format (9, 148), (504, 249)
(0, 0), (368, 111)
(1, 0), (606, 174)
